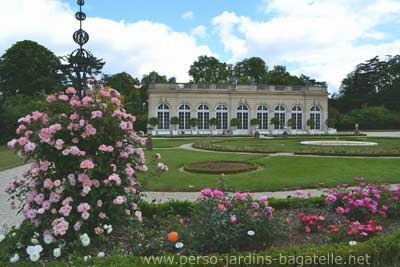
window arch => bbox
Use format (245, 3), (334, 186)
(237, 105), (249, 130)
(291, 106), (303, 130)
(310, 106), (321, 130)
(274, 105), (286, 130)
(197, 104), (210, 130)
(216, 104), (228, 130)
(257, 105), (269, 130)
(178, 104), (191, 130)
(157, 104), (170, 129)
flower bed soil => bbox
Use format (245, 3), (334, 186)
(184, 161), (258, 174)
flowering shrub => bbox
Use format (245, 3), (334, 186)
(3, 83), (166, 262)
(174, 189), (285, 254)
(325, 179), (396, 222)
(328, 219), (383, 242)
(298, 213), (325, 233)
(296, 178), (399, 242)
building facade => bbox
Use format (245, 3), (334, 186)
(148, 83), (330, 135)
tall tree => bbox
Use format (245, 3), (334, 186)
(189, 55), (231, 84)
(379, 55), (400, 111)
(140, 71), (168, 105)
(59, 53), (105, 90)
(234, 57), (267, 84)
(264, 65), (304, 86)
(0, 40), (64, 96)
(337, 56), (385, 112)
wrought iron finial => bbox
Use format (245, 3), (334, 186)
(70, 0), (93, 99)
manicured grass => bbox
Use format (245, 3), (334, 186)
(141, 149), (400, 192)
(194, 136), (400, 156)
(0, 146), (24, 171)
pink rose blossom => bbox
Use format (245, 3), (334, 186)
(52, 217), (69, 236)
(80, 159), (94, 169)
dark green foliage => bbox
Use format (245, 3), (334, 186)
(140, 71), (168, 106)
(0, 40), (64, 96)
(264, 65), (305, 86)
(234, 57), (267, 84)
(103, 72), (143, 115)
(0, 94), (45, 143)
(336, 55), (400, 114)
(340, 106), (400, 130)
(189, 56), (231, 84)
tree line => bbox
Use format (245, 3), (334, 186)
(0, 40), (399, 143)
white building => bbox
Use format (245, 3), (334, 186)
(148, 83), (332, 135)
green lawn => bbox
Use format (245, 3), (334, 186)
(142, 149), (400, 192)
(194, 136), (400, 156)
(0, 146), (24, 171)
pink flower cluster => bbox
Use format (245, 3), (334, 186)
(325, 180), (394, 220)
(5, 84), (164, 258)
(298, 213), (325, 233)
(198, 188), (273, 224)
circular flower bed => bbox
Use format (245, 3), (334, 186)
(183, 161), (258, 174)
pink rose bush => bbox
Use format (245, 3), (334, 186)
(298, 178), (400, 242)
(182, 189), (283, 253)
(4, 83), (166, 261)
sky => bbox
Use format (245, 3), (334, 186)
(1, 0), (400, 94)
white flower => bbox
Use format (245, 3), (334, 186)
(0, 234), (5, 242)
(247, 230), (255, 236)
(16, 242), (22, 249)
(29, 253), (40, 262)
(80, 233), (91, 247)
(31, 238), (39, 245)
(175, 242), (184, 249)
(97, 251), (105, 258)
(349, 240), (357, 246)
(53, 247), (61, 258)
(10, 253), (19, 263)
(11, 233), (16, 237)
(43, 234), (54, 244)
(83, 255), (91, 262)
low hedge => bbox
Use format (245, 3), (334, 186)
(192, 143), (400, 157)
(183, 161), (259, 174)
(3, 230), (399, 266)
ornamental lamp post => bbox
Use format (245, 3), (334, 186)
(69, 0), (94, 99)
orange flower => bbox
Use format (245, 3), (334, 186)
(167, 231), (179, 243)
(178, 218), (184, 225)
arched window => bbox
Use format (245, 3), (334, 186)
(257, 105), (268, 130)
(197, 105), (210, 130)
(310, 106), (321, 130)
(291, 106), (302, 130)
(178, 104), (191, 130)
(157, 104), (170, 129)
(274, 106), (286, 130)
(237, 105), (249, 130)
(216, 104), (228, 130)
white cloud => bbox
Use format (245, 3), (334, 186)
(0, 0), (213, 82)
(212, 0), (400, 92)
(182, 11), (194, 20)
(191, 25), (207, 38)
